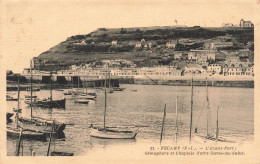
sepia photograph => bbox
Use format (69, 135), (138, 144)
(0, 0), (259, 163)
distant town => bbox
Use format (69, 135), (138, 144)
(8, 19), (254, 85)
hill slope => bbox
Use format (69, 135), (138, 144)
(35, 26), (254, 70)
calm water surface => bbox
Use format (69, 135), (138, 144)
(6, 84), (254, 156)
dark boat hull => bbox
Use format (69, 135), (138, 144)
(51, 151), (74, 156)
(18, 117), (66, 134)
(6, 113), (14, 120)
(6, 128), (47, 141)
(25, 99), (66, 108)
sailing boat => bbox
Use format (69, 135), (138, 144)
(89, 74), (138, 139)
(20, 61), (66, 134)
(7, 78), (47, 141)
(25, 70), (66, 108)
(193, 77), (235, 143)
(78, 81), (96, 100)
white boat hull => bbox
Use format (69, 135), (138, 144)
(193, 133), (236, 144)
(90, 127), (137, 139)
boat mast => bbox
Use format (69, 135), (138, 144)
(206, 77), (210, 137)
(160, 104), (167, 145)
(189, 77), (193, 143)
(50, 71), (53, 101)
(175, 94), (178, 144)
(103, 74), (107, 130)
(216, 106), (219, 143)
(30, 60), (33, 119)
(15, 78), (20, 129)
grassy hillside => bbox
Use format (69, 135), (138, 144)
(36, 26), (254, 70)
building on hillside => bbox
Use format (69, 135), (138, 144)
(210, 42), (233, 49)
(73, 40), (87, 45)
(207, 64), (222, 74)
(184, 64), (206, 74)
(166, 42), (176, 49)
(111, 40), (118, 45)
(222, 23), (234, 27)
(173, 53), (182, 60)
(240, 19), (254, 28)
(135, 43), (142, 48)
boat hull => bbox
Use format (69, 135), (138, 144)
(6, 113), (14, 120)
(51, 151), (74, 156)
(193, 133), (236, 144)
(90, 127), (137, 139)
(6, 128), (47, 141)
(25, 99), (66, 108)
(18, 117), (66, 134)
(74, 99), (89, 104)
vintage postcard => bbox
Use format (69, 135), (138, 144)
(0, 0), (259, 163)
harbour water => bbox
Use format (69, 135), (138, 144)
(6, 84), (254, 156)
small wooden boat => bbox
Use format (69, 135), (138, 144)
(90, 127), (138, 139)
(63, 90), (72, 95)
(26, 88), (40, 91)
(113, 87), (125, 91)
(74, 99), (89, 104)
(24, 95), (38, 99)
(6, 93), (18, 101)
(25, 98), (66, 108)
(51, 151), (74, 156)
(78, 93), (96, 100)
(7, 127), (47, 141)
(19, 116), (66, 134)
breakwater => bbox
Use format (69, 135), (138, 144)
(118, 78), (254, 88)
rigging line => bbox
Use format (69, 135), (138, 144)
(194, 104), (205, 129)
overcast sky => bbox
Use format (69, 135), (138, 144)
(0, 0), (258, 73)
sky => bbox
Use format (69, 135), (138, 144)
(0, 0), (259, 73)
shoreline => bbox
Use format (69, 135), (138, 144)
(6, 78), (254, 91)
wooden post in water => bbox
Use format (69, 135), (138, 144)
(175, 94), (178, 144)
(206, 77), (210, 137)
(216, 106), (219, 143)
(30, 60), (33, 119)
(104, 74), (107, 130)
(50, 71), (53, 101)
(15, 78), (20, 129)
(47, 121), (55, 156)
(189, 77), (193, 144)
(160, 104), (167, 145)
(16, 128), (23, 156)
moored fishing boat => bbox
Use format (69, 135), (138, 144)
(7, 78), (47, 142)
(90, 126), (138, 139)
(74, 99), (89, 104)
(90, 74), (138, 139)
(25, 98), (66, 108)
(24, 69), (66, 108)
(20, 60), (66, 134)
(7, 127), (47, 141)
(6, 93), (18, 101)
(113, 87), (125, 91)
